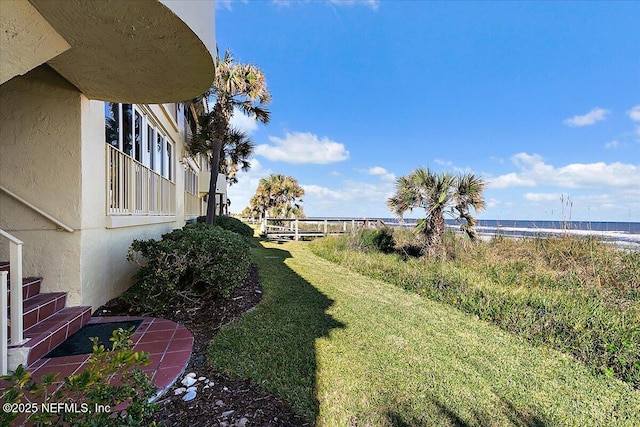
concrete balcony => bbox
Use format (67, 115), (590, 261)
(1, 0), (216, 103)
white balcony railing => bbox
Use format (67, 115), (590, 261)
(107, 145), (175, 216)
(185, 191), (201, 217)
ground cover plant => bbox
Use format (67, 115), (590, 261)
(124, 223), (251, 316)
(207, 240), (640, 426)
(1, 328), (156, 427)
(309, 231), (640, 387)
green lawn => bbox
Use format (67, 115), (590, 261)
(207, 240), (640, 426)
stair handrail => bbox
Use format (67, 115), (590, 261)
(1, 270), (7, 374)
(0, 185), (74, 232)
(0, 229), (26, 355)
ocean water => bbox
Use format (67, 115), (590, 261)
(377, 218), (640, 250)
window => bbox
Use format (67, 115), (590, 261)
(122, 104), (133, 157)
(166, 140), (173, 181)
(104, 102), (174, 181)
(105, 102), (177, 220)
(147, 124), (155, 169)
(134, 111), (143, 163)
(105, 102), (119, 148)
(155, 132), (164, 175)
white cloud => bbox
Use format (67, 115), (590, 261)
(226, 158), (272, 213)
(302, 184), (347, 201)
(255, 132), (349, 164)
(301, 178), (396, 217)
(250, 0), (379, 9)
(368, 166), (387, 175)
(605, 140), (620, 149)
(367, 166), (396, 182)
(489, 173), (536, 189)
(523, 193), (563, 203)
(563, 107), (610, 127)
(486, 198), (500, 208)
(215, 0), (233, 10)
(628, 105), (640, 122)
(329, 0), (379, 10)
(229, 108), (259, 135)
(434, 159), (453, 166)
(488, 152), (640, 190)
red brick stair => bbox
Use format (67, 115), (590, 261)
(2, 261), (92, 369)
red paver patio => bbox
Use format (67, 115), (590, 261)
(1, 316), (193, 425)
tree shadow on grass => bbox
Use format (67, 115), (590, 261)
(395, 395), (548, 427)
(207, 243), (345, 424)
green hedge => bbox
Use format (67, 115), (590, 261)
(197, 215), (254, 238)
(125, 223), (251, 315)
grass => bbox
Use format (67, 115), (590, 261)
(310, 230), (640, 387)
(207, 239), (640, 426)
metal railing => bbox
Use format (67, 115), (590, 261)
(1, 229), (26, 375)
(107, 145), (176, 215)
(0, 185), (74, 232)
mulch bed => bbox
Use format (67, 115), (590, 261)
(95, 265), (307, 427)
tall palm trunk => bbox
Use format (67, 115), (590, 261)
(205, 139), (222, 225)
(428, 211), (446, 257)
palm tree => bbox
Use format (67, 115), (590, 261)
(187, 49), (271, 225)
(222, 127), (255, 185)
(249, 174), (305, 220)
(387, 167), (486, 256)
(453, 172), (486, 240)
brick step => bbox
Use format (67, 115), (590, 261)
(15, 306), (92, 366)
(5, 277), (42, 305)
(8, 292), (66, 332)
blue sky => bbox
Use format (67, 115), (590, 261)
(216, 0), (640, 222)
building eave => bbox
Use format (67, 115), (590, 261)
(3, 0), (216, 103)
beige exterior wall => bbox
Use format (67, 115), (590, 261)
(1, 65), (193, 310)
(0, 0), (70, 85)
(0, 65), (83, 302)
(77, 99), (189, 310)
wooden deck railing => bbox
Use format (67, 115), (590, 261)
(261, 217), (386, 241)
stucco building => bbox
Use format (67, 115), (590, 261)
(1, 0), (220, 370)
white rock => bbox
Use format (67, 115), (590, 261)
(236, 417), (249, 427)
(198, 376), (206, 381)
(174, 387), (186, 395)
(181, 376), (197, 387)
(182, 389), (196, 401)
(223, 386), (229, 392)
(215, 400), (225, 407)
(204, 379), (210, 384)
(222, 410), (235, 417)
(203, 385), (209, 389)
(186, 386), (197, 392)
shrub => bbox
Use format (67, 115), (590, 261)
(351, 227), (395, 253)
(197, 215), (254, 238)
(125, 223), (251, 315)
(0, 327), (156, 427)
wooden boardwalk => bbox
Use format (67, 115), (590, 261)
(261, 218), (386, 241)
